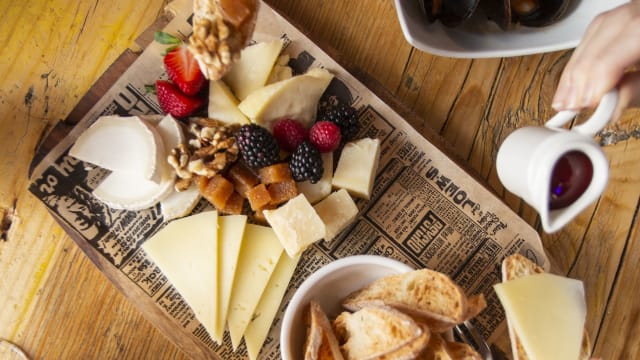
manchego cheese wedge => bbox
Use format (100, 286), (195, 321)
(224, 39), (284, 101)
(69, 115), (166, 182)
(208, 80), (250, 124)
(238, 67), (334, 131)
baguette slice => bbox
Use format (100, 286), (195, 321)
(304, 301), (345, 360)
(333, 305), (424, 360)
(342, 269), (480, 332)
(501, 254), (591, 360)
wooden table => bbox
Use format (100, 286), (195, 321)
(1, 0), (639, 359)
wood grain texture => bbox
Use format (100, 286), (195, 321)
(1, 0), (639, 359)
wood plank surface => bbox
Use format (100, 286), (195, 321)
(1, 0), (639, 359)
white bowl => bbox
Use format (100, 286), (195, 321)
(280, 255), (413, 360)
(394, 0), (629, 58)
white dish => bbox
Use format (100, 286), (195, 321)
(394, 0), (629, 58)
(280, 255), (413, 360)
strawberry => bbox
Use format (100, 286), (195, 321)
(163, 45), (206, 96)
(155, 80), (205, 118)
(309, 121), (341, 153)
(272, 118), (308, 153)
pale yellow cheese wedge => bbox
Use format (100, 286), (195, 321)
(494, 273), (586, 360)
(224, 39), (284, 101)
(207, 80), (249, 124)
(314, 189), (359, 242)
(238, 67), (334, 131)
(332, 138), (381, 199)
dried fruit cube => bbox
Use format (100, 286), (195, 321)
(268, 180), (298, 205)
(201, 175), (235, 210)
(222, 191), (245, 215)
(258, 162), (293, 184)
(246, 183), (272, 211)
(228, 162), (259, 197)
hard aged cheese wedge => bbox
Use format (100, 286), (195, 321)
(263, 193), (326, 258)
(297, 152), (333, 204)
(493, 273), (586, 360)
(227, 224), (284, 350)
(214, 215), (247, 344)
(238, 67), (334, 131)
(224, 39), (284, 101)
(244, 253), (300, 360)
(142, 211), (219, 341)
(69, 115), (166, 182)
(207, 80), (250, 124)
(313, 189), (358, 242)
(332, 137), (381, 199)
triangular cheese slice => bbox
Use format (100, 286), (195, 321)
(227, 224), (284, 350)
(142, 211), (219, 341)
(494, 273), (586, 360)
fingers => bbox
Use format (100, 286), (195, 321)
(612, 70), (640, 121)
(552, 2), (640, 112)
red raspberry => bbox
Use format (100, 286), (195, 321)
(272, 118), (308, 153)
(309, 121), (341, 153)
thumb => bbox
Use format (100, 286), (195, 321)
(612, 70), (640, 122)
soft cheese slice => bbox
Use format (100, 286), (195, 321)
(224, 39), (284, 100)
(92, 171), (174, 211)
(238, 67), (334, 131)
(494, 273), (586, 360)
(213, 215), (247, 344)
(332, 137), (381, 199)
(314, 189), (359, 242)
(297, 152), (333, 204)
(69, 115), (166, 182)
(227, 224), (284, 350)
(244, 253), (300, 360)
(263, 193), (326, 258)
(154, 114), (185, 151)
(160, 186), (201, 221)
(208, 80), (250, 124)
(142, 211), (219, 341)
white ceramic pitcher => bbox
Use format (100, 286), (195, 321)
(496, 90), (618, 233)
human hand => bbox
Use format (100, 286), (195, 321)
(552, 1), (640, 121)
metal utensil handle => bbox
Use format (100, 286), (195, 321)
(545, 90), (619, 136)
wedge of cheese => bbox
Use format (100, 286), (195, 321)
(213, 215), (247, 344)
(69, 115), (166, 182)
(314, 189), (359, 242)
(238, 67), (334, 131)
(224, 39), (284, 100)
(227, 224), (284, 350)
(244, 253), (300, 360)
(142, 211), (219, 341)
(494, 273), (586, 360)
(208, 80), (249, 124)
(332, 137), (381, 199)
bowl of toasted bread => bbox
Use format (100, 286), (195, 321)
(280, 255), (488, 359)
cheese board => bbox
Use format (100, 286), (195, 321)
(28, 0), (550, 358)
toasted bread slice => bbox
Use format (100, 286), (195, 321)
(501, 254), (591, 360)
(342, 269), (467, 331)
(333, 305), (424, 360)
(304, 301), (345, 360)
(378, 324), (431, 360)
(420, 333), (451, 360)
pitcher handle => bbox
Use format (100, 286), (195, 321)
(545, 90), (619, 136)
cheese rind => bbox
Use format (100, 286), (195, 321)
(214, 215), (247, 344)
(314, 189), (359, 242)
(142, 211), (219, 341)
(227, 224), (284, 350)
(92, 170), (174, 211)
(160, 186), (201, 221)
(263, 193), (326, 258)
(332, 138), (381, 199)
(494, 273), (586, 360)
(244, 253), (300, 360)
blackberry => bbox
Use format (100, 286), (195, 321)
(289, 141), (323, 183)
(318, 103), (360, 142)
(236, 124), (280, 169)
